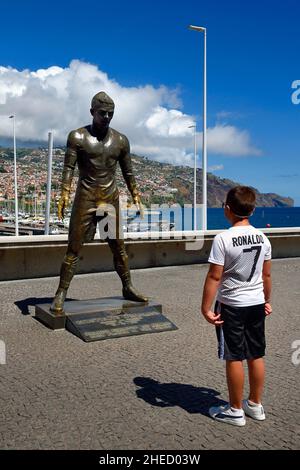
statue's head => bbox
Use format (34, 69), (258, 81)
(90, 91), (115, 131)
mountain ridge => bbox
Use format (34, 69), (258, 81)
(0, 146), (294, 207)
(129, 154), (294, 208)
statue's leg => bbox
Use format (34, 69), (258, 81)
(107, 238), (148, 303)
(50, 188), (95, 315)
(50, 251), (79, 314)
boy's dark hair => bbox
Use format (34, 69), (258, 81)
(226, 186), (256, 218)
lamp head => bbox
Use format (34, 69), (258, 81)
(188, 25), (206, 32)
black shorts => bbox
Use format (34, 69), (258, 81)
(215, 301), (266, 361)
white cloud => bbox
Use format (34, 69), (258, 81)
(207, 125), (261, 156)
(216, 110), (245, 121)
(0, 60), (261, 163)
(208, 164), (224, 172)
(141, 106), (194, 137)
(216, 110), (235, 120)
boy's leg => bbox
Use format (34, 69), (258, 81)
(243, 357), (266, 420)
(209, 357), (246, 426)
(247, 357), (265, 404)
(226, 360), (244, 409)
(209, 304), (246, 425)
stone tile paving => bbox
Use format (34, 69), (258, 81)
(0, 258), (299, 449)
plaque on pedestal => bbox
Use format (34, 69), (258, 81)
(35, 297), (177, 342)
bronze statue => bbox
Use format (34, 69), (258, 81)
(50, 91), (148, 315)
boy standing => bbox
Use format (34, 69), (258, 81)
(201, 186), (272, 426)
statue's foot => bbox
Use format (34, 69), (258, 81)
(122, 285), (148, 303)
(50, 288), (67, 315)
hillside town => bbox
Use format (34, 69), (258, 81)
(0, 147), (182, 214)
(0, 146), (293, 219)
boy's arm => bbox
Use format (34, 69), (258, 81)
(262, 259), (272, 315)
(201, 263), (224, 325)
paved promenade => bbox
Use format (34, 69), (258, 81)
(0, 259), (299, 450)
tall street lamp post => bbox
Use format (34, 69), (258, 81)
(9, 115), (19, 236)
(188, 24), (207, 232)
(45, 131), (53, 235)
(188, 124), (197, 230)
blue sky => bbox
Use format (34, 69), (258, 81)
(0, 0), (299, 204)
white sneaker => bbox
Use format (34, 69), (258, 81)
(242, 399), (266, 421)
(209, 404), (246, 426)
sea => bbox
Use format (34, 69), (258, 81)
(207, 206), (300, 230)
(0, 206), (299, 235)
(138, 206), (300, 231)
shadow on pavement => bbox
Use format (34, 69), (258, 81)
(134, 376), (226, 416)
(14, 297), (76, 315)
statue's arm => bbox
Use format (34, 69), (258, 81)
(57, 131), (79, 219)
(119, 135), (139, 201)
(119, 135), (144, 217)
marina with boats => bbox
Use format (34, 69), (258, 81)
(0, 208), (176, 236)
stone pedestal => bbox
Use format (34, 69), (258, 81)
(35, 297), (177, 342)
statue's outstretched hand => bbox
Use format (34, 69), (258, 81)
(57, 191), (70, 220)
(133, 194), (145, 219)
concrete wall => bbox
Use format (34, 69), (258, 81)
(0, 228), (300, 281)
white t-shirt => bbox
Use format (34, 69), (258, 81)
(208, 225), (272, 307)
